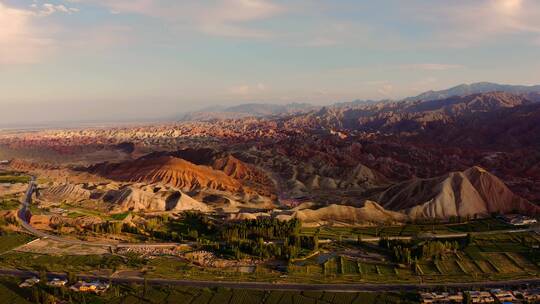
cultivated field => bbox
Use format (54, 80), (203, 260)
(0, 276), (418, 304)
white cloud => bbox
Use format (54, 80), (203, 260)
(227, 82), (267, 96)
(198, 0), (283, 38)
(416, 0), (540, 46)
(399, 64), (465, 71)
(70, 0), (283, 38)
(30, 2), (80, 16)
(376, 83), (394, 98)
(0, 2), (54, 64)
(228, 85), (251, 95)
(67, 0), (159, 16)
(409, 77), (439, 94)
(299, 37), (339, 47)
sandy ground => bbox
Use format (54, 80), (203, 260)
(0, 183), (27, 197)
(14, 238), (110, 255)
(111, 270), (145, 278)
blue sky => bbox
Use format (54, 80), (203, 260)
(1, 0), (540, 124)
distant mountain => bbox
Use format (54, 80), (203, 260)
(179, 82), (540, 122)
(283, 91), (533, 132)
(180, 103), (317, 121)
(413, 101), (540, 149)
(329, 99), (389, 108)
(404, 82), (540, 102)
(224, 103), (315, 115)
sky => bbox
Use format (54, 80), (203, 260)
(1, 0), (540, 125)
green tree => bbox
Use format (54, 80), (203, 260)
(464, 292), (472, 304)
(39, 270), (47, 283)
(67, 272), (77, 284)
(32, 287), (40, 304)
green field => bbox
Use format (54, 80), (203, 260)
(0, 233), (33, 254)
(1, 231), (538, 285)
(0, 198), (20, 210)
(60, 202), (110, 219)
(301, 218), (515, 240)
(283, 230), (540, 284)
(0, 173), (31, 184)
(300, 218), (516, 240)
(0, 276), (419, 304)
(110, 212), (130, 221)
(0, 280), (30, 304)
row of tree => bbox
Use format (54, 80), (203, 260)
(221, 218), (301, 241)
(380, 238), (462, 265)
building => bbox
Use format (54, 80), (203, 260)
(420, 292), (463, 303)
(490, 289), (517, 303)
(466, 291), (495, 303)
(49, 208), (68, 215)
(19, 277), (40, 288)
(514, 289), (540, 302)
(46, 278), (68, 287)
(0, 160), (10, 165)
(70, 281), (110, 294)
(500, 214), (538, 226)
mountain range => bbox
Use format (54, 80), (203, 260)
(179, 82), (540, 121)
(403, 82), (540, 103)
(180, 103), (317, 121)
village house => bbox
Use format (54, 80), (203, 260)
(514, 289), (540, 302)
(466, 291), (495, 303)
(46, 278), (68, 288)
(490, 289), (517, 303)
(500, 214), (538, 226)
(19, 277), (40, 288)
(69, 281), (110, 294)
(420, 292), (463, 303)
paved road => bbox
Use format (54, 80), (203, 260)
(1, 268), (540, 292)
(17, 178), (180, 249)
(356, 228), (537, 242)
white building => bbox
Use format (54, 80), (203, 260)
(46, 278), (68, 287)
(466, 291), (495, 303)
(19, 277), (40, 288)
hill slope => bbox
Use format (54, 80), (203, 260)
(291, 201), (407, 227)
(375, 167), (539, 219)
(88, 155), (247, 194)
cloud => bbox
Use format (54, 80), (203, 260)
(65, 0), (160, 16)
(31, 3), (79, 16)
(70, 0), (284, 38)
(299, 37), (339, 47)
(227, 83), (267, 96)
(65, 24), (135, 50)
(376, 83), (394, 98)
(399, 64), (465, 71)
(0, 2), (54, 64)
(198, 0), (283, 38)
(416, 0), (540, 46)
